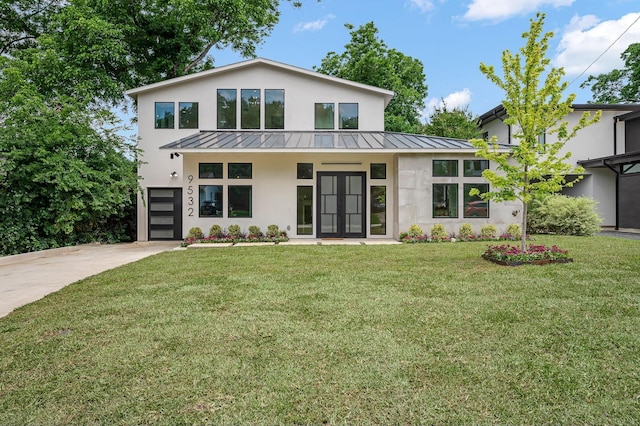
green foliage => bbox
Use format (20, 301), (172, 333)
(458, 223), (474, 239)
(481, 224), (498, 239)
(208, 224), (223, 237)
(528, 194), (601, 236)
(266, 224), (280, 237)
(407, 224), (424, 238)
(471, 13), (600, 250)
(582, 43), (640, 103)
(227, 224), (242, 238)
(248, 225), (263, 237)
(505, 224), (522, 239)
(420, 103), (481, 139)
(430, 224), (448, 239)
(187, 227), (204, 239)
(315, 22), (428, 133)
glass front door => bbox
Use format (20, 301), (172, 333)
(317, 172), (366, 238)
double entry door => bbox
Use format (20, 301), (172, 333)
(317, 172), (366, 238)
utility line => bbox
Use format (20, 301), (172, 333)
(567, 13), (640, 88)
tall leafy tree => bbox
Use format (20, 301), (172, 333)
(420, 103), (481, 139)
(582, 43), (640, 103)
(471, 13), (600, 251)
(315, 22), (428, 132)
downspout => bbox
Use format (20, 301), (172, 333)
(602, 161), (620, 230)
(613, 116), (618, 155)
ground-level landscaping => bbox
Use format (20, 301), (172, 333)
(0, 235), (638, 424)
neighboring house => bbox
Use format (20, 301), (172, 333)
(126, 58), (518, 241)
(478, 104), (640, 231)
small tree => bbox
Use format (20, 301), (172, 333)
(470, 13), (600, 251)
(420, 103), (481, 139)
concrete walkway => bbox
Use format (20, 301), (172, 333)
(0, 242), (179, 318)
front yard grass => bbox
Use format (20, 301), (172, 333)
(1, 235), (639, 424)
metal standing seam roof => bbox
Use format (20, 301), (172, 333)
(160, 131), (503, 152)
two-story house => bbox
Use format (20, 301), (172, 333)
(478, 104), (640, 231)
(127, 58), (518, 241)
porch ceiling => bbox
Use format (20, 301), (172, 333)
(160, 131), (505, 153)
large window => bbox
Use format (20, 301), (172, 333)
(464, 184), (489, 218)
(241, 89), (260, 129)
(370, 186), (386, 235)
(217, 89), (237, 129)
(433, 184), (458, 217)
(297, 186), (313, 235)
(179, 102), (198, 129)
(199, 163), (223, 179)
(155, 102), (174, 129)
(339, 103), (358, 129)
(265, 89), (284, 129)
(315, 103), (334, 129)
(199, 185), (222, 217)
(228, 163), (252, 179)
(433, 160), (458, 177)
(229, 186), (252, 217)
(464, 160), (489, 177)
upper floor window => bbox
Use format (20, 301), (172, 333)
(265, 89), (284, 129)
(241, 89), (260, 129)
(463, 160), (489, 177)
(155, 102), (174, 129)
(217, 89), (237, 129)
(339, 103), (358, 129)
(315, 103), (334, 129)
(433, 160), (458, 177)
(179, 102), (198, 129)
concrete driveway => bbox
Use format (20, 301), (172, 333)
(0, 242), (179, 318)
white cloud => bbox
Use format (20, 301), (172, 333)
(460, 0), (574, 22)
(555, 12), (640, 76)
(407, 0), (436, 13)
(292, 14), (335, 33)
(423, 89), (473, 121)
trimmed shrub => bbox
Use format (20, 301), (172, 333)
(267, 224), (280, 237)
(481, 224), (498, 239)
(505, 224), (522, 239)
(430, 224), (448, 240)
(408, 224), (424, 238)
(458, 223), (474, 239)
(227, 224), (242, 238)
(528, 194), (601, 236)
(186, 227), (204, 239)
(248, 225), (263, 237)
(209, 224), (223, 237)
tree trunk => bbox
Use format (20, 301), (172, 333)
(521, 200), (527, 252)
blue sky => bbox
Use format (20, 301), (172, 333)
(209, 0), (640, 121)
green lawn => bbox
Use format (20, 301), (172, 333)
(1, 236), (639, 424)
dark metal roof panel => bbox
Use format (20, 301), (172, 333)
(160, 131), (502, 151)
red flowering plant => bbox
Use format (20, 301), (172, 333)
(482, 244), (571, 265)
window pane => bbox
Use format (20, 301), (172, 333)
(297, 163), (313, 179)
(179, 102), (198, 129)
(371, 163), (386, 179)
(464, 184), (489, 218)
(370, 186), (386, 235)
(297, 186), (313, 235)
(155, 102), (174, 128)
(315, 103), (334, 129)
(199, 163), (222, 179)
(433, 184), (458, 218)
(217, 89), (237, 129)
(339, 103), (358, 129)
(622, 163), (640, 174)
(265, 89), (284, 129)
(463, 160), (489, 177)
(229, 186), (252, 217)
(199, 185), (222, 217)
(228, 163), (252, 179)
(241, 89), (261, 129)
(433, 160), (458, 177)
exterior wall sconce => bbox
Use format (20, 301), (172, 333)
(170, 152), (181, 159)
(170, 171), (178, 178)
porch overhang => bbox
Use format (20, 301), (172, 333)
(160, 131), (509, 154)
(579, 150), (640, 168)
